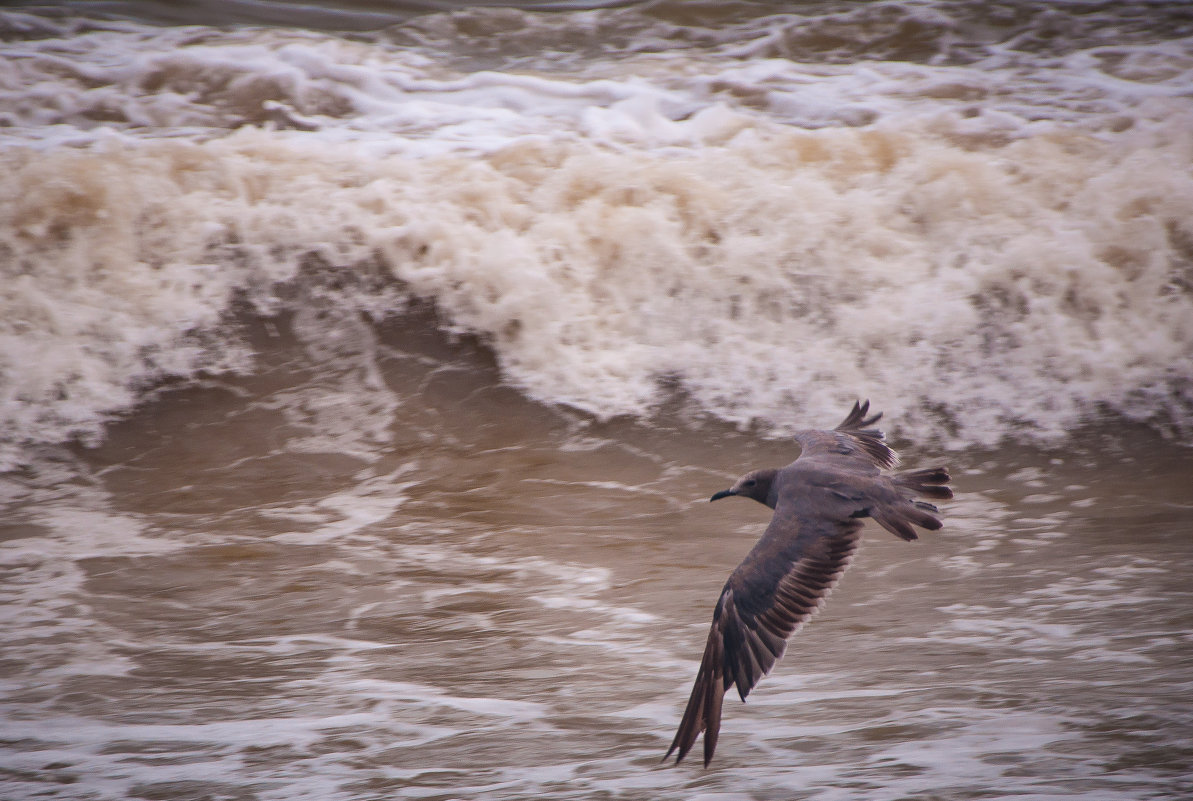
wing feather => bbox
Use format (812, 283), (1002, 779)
(793, 399), (898, 471)
(665, 511), (863, 766)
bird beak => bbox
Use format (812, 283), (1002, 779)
(710, 489), (736, 502)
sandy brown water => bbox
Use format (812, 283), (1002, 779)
(3, 1), (1193, 797)
(2, 312), (1190, 800)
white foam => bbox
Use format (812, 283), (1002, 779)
(3, 9), (1193, 469)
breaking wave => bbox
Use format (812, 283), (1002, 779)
(2, 2), (1192, 469)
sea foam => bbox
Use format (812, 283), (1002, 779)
(2, 9), (1192, 469)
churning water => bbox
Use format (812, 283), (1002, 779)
(2, 2), (1191, 799)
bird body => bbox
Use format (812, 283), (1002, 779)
(665, 401), (952, 767)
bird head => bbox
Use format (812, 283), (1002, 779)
(710, 468), (778, 507)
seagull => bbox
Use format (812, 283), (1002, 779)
(664, 400), (952, 767)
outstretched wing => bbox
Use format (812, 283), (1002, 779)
(793, 399), (898, 471)
(664, 508), (864, 767)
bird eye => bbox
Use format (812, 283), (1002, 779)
(743, 479), (756, 487)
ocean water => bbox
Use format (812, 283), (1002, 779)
(1, 1), (1191, 799)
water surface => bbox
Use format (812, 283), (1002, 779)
(2, 2), (1192, 799)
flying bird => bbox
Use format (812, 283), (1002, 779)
(664, 400), (952, 767)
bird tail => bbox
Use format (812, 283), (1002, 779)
(872, 467), (952, 542)
(892, 467), (953, 500)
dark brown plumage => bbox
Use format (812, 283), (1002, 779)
(664, 400), (952, 767)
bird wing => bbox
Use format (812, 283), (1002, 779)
(792, 399), (898, 471)
(664, 506), (864, 767)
